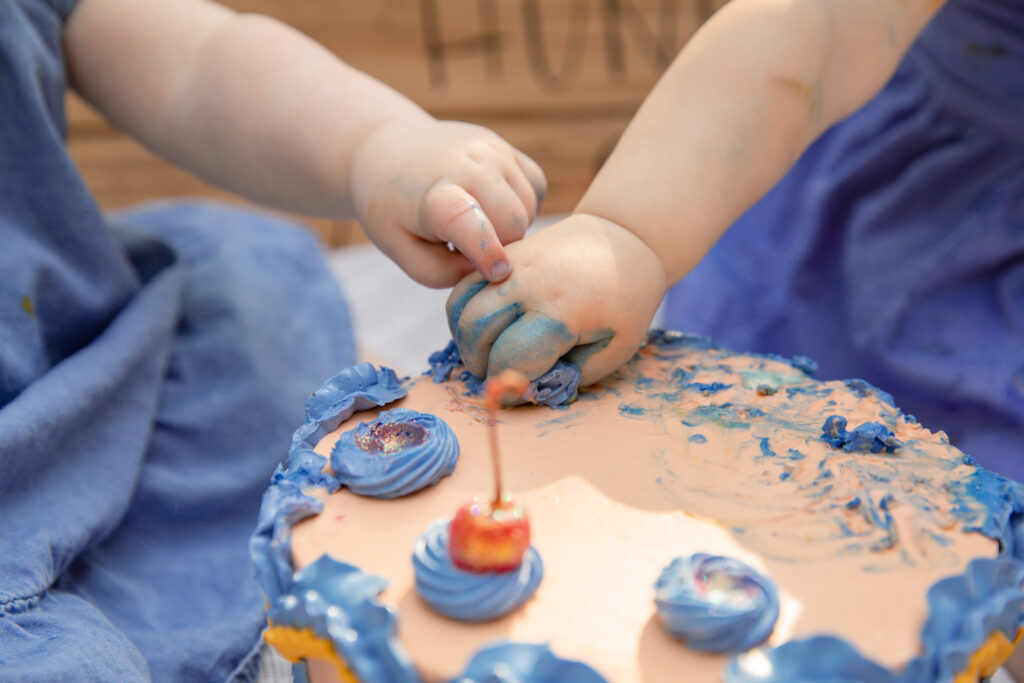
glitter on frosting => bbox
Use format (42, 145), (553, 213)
(452, 642), (607, 683)
(266, 555), (418, 683)
(331, 408), (458, 499)
(413, 518), (543, 622)
(654, 554), (779, 653)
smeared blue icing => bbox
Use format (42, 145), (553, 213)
(330, 408), (458, 498)
(269, 555), (418, 682)
(689, 434), (707, 444)
(453, 642), (607, 683)
(251, 363), (408, 603)
(427, 341), (462, 383)
(525, 361), (580, 407)
(424, 341), (580, 407)
(681, 403), (750, 430)
(723, 636), (898, 682)
(821, 415), (903, 454)
(619, 403), (645, 417)
(688, 381), (732, 395)
(654, 554), (780, 653)
(412, 519), (543, 622)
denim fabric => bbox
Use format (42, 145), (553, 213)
(663, 0), (1024, 480)
(0, 2), (355, 680)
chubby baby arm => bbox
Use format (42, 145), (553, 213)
(449, 0), (946, 384)
(446, 214), (665, 387)
(63, 0), (544, 288)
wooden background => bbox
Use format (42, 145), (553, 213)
(66, 0), (725, 246)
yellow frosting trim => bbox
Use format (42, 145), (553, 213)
(264, 624), (360, 683)
(953, 628), (1024, 683)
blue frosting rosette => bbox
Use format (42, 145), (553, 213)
(654, 553), (780, 653)
(453, 642), (607, 683)
(413, 519), (543, 622)
(331, 408), (459, 499)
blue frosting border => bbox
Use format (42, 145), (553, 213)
(268, 555), (419, 682)
(721, 479), (1024, 681)
(249, 363), (412, 679)
(452, 642), (607, 682)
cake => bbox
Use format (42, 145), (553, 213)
(250, 331), (1024, 682)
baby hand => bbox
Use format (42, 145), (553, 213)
(445, 214), (666, 388)
(350, 117), (546, 288)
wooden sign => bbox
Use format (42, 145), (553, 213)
(67, 0), (725, 246)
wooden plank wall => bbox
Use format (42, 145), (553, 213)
(66, 0), (725, 247)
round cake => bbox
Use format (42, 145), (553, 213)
(251, 331), (1024, 682)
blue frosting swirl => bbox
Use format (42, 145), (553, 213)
(654, 554), (780, 653)
(452, 642), (607, 683)
(413, 519), (543, 622)
(268, 555), (418, 682)
(723, 636), (898, 683)
(330, 408), (459, 498)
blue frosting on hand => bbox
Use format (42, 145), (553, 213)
(821, 415), (903, 453)
(425, 341), (580, 407)
(654, 554), (779, 653)
(268, 555), (418, 683)
(331, 408), (458, 499)
(452, 642), (607, 683)
(413, 519), (543, 622)
(723, 636), (898, 682)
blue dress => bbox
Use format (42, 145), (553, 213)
(663, 0), (1024, 481)
(0, 2), (355, 680)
